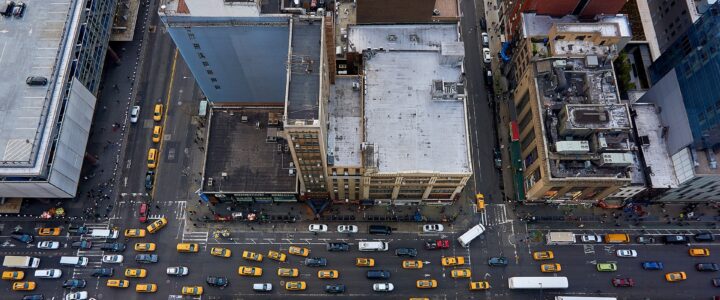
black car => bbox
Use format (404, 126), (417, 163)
(11, 1), (23, 17)
(697, 263), (720, 272)
(368, 225), (392, 235)
(696, 233), (715, 242)
(145, 171), (155, 190)
(71, 240), (92, 249)
(713, 278), (720, 287)
(488, 257), (508, 266)
(91, 268), (114, 277)
(98, 242), (126, 252)
(664, 235), (688, 244)
(325, 284), (346, 294)
(135, 254), (158, 263)
(304, 257), (327, 267)
(206, 276), (229, 288)
(22, 295), (44, 300)
(68, 226), (89, 234)
(326, 242), (349, 252)
(366, 270), (391, 279)
(395, 247), (417, 257)
(25, 76), (48, 86)
(62, 279), (87, 289)
(11, 233), (34, 244)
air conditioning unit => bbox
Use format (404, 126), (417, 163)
(599, 153), (633, 166)
(555, 140), (589, 154)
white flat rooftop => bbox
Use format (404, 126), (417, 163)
(364, 51), (470, 173)
(0, 0), (72, 170)
(633, 103), (679, 188)
(328, 76), (363, 167)
(348, 24), (458, 52)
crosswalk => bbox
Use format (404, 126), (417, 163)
(182, 230), (209, 243)
(73, 222), (108, 277)
(479, 204), (510, 227)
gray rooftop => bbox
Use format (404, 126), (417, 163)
(203, 109), (297, 193)
(327, 76), (363, 167)
(632, 103), (679, 188)
(348, 24), (459, 52)
(0, 0), (72, 171)
(286, 18), (322, 120)
(364, 51), (470, 173)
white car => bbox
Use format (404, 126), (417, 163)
(167, 266), (189, 276)
(130, 106), (140, 123)
(34, 268), (62, 278)
(423, 224), (444, 233)
(616, 249), (638, 258)
(482, 48), (492, 64)
(337, 225), (358, 233)
(481, 32), (489, 46)
(581, 234), (603, 243)
(101, 255), (124, 264)
(65, 291), (88, 300)
(37, 241), (60, 249)
(373, 283), (394, 292)
(309, 224), (328, 232)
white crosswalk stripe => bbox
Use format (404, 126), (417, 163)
(182, 231), (209, 243)
(147, 214), (166, 220)
(77, 249), (104, 256)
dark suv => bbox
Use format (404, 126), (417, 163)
(395, 247), (417, 257)
(62, 279), (87, 289)
(91, 268), (113, 277)
(98, 242), (126, 252)
(664, 235), (688, 244)
(135, 254), (158, 263)
(697, 263), (720, 272)
(11, 233), (33, 244)
(695, 233), (715, 242)
(25, 76), (48, 86)
(369, 225), (392, 235)
(326, 242), (349, 252)
(488, 257), (508, 266)
(325, 284), (346, 294)
(366, 270), (391, 279)
(206, 276), (229, 288)
(304, 257), (327, 267)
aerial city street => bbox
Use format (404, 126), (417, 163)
(1, 0), (720, 299)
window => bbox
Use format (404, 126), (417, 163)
(202, 61), (209, 67)
(210, 78), (218, 82)
(207, 70), (214, 75)
(193, 43), (201, 49)
(214, 85), (221, 89)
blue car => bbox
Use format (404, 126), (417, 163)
(642, 261), (664, 270)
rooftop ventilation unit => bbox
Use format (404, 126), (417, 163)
(556, 140), (590, 154)
(599, 153), (633, 167)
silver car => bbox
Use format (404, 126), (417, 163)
(65, 291), (88, 300)
(167, 266), (189, 276)
(130, 106), (140, 123)
(37, 241), (60, 249)
(337, 225), (358, 233)
(373, 283), (394, 292)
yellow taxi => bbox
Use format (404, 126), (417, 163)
(124, 229), (146, 238)
(268, 250), (287, 262)
(2, 271), (24, 280)
(475, 193), (486, 211)
(416, 279), (437, 289)
(238, 266), (262, 277)
(665, 271), (687, 282)
(146, 217), (167, 233)
(12, 281), (35, 291)
(38, 227), (61, 236)
(285, 281), (307, 291)
(177, 243), (199, 253)
(532, 251), (554, 260)
(277, 268), (299, 277)
(147, 148), (158, 169)
(136, 283), (157, 293)
(469, 281), (490, 290)
(152, 126), (162, 143)
(107, 279), (130, 288)
(441, 256), (465, 267)
(541, 263), (561, 273)
(403, 260), (424, 269)
(317, 270), (339, 279)
(210, 247), (232, 258)
(124, 268), (147, 278)
(134, 243), (156, 252)
(242, 250), (263, 261)
(356, 258), (375, 267)
(153, 104), (163, 122)
(288, 246), (310, 257)
(689, 248), (710, 257)
(181, 286), (203, 295)
(451, 269), (472, 278)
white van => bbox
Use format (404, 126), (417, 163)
(89, 229), (119, 239)
(59, 256), (89, 267)
(34, 269), (62, 278)
(358, 241), (389, 251)
(457, 223), (486, 247)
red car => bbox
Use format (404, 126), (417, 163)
(611, 278), (635, 287)
(424, 239), (450, 250)
(138, 203), (149, 223)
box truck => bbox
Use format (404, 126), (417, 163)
(3, 256), (40, 268)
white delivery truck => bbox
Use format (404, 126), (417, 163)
(457, 223), (486, 247)
(358, 241), (389, 251)
(546, 232), (576, 245)
(89, 229), (119, 239)
(3, 256), (40, 268)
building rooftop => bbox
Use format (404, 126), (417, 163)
(286, 17), (322, 120)
(161, 0), (262, 17)
(521, 13), (578, 38)
(327, 76), (363, 167)
(632, 103), (679, 188)
(348, 24), (459, 52)
(203, 109), (297, 193)
(0, 0), (73, 172)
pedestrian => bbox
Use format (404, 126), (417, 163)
(155, 205), (160, 209)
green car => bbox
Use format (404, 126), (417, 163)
(597, 262), (617, 272)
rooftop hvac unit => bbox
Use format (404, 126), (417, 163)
(599, 152), (633, 166)
(207, 178), (213, 187)
(555, 140), (590, 154)
(552, 60), (567, 68)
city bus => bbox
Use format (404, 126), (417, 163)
(508, 277), (569, 289)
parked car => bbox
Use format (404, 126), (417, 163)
(697, 263), (720, 272)
(167, 266), (189, 276)
(304, 257), (327, 267)
(138, 203), (149, 223)
(11, 233), (34, 244)
(482, 48), (491, 64)
(337, 225), (358, 233)
(642, 261), (664, 270)
(91, 268), (113, 277)
(481, 32), (489, 46)
(37, 241), (60, 250)
(130, 106), (140, 123)
(308, 224), (328, 232)
(422, 224), (444, 233)
(326, 242), (349, 252)
(71, 241), (92, 250)
(325, 283), (345, 294)
(488, 257), (508, 266)
(581, 234), (603, 243)
(206, 276), (229, 288)
(368, 225), (392, 235)
(637, 236), (655, 244)
(395, 247), (417, 257)
(664, 235), (689, 244)
(22, 295), (44, 300)
(144, 171), (155, 190)
(26, 76), (48, 86)
(424, 239), (450, 250)
(695, 233), (715, 242)
(63, 279), (86, 289)
(612, 278), (635, 287)
(616, 249), (638, 258)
